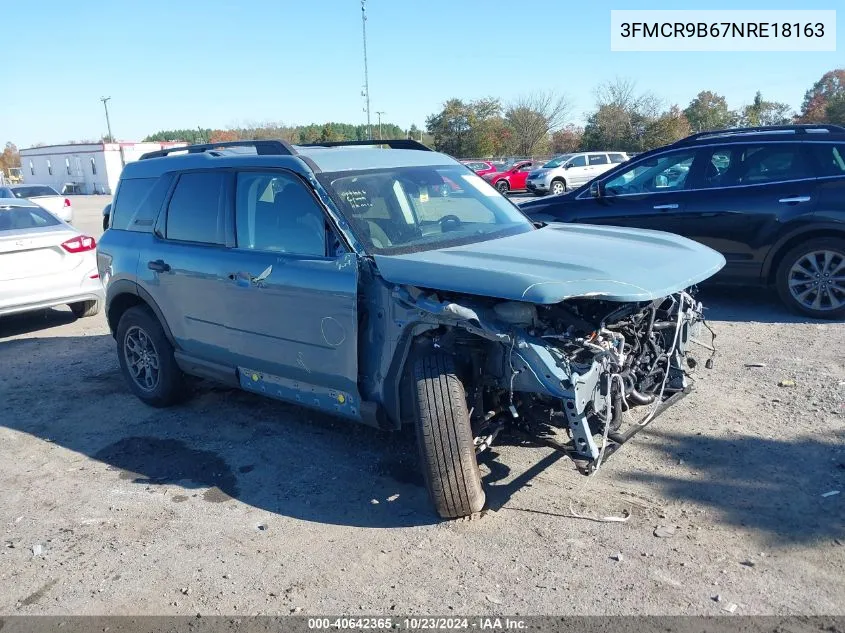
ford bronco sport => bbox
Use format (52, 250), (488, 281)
(97, 139), (725, 519)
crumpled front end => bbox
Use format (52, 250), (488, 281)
(396, 285), (712, 467)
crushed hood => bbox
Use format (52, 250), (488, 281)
(373, 223), (726, 304)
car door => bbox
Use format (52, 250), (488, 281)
(567, 148), (700, 232)
(141, 170), (235, 366)
(561, 154), (589, 187)
(509, 161), (534, 190)
(681, 142), (818, 283)
(222, 169), (362, 420)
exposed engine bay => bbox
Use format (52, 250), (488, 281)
(397, 286), (714, 469)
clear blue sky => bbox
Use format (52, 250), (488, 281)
(2, 0), (842, 148)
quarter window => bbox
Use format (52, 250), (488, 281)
(235, 172), (326, 256)
(166, 172), (225, 244)
(608, 153), (627, 164)
(588, 154), (609, 165)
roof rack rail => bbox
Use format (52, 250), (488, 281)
(674, 124), (845, 146)
(298, 139), (432, 151)
(140, 139), (296, 160)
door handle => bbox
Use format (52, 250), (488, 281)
(653, 203), (679, 210)
(147, 259), (170, 273)
(778, 196), (811, 204)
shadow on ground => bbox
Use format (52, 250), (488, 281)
(698, 286), (840, 325)
(0, 308), (80, 338)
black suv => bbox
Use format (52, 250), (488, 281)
(520, 125), (845, 319)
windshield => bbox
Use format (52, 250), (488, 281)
(12, 185), (60, 198)
(543, 154), (573, 168)
(318, 165), (534, 255)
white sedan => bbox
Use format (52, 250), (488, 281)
(0, 184), (73, 223)
(0, 198), (103, 318)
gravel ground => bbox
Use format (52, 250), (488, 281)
(0, 196), (843, 616)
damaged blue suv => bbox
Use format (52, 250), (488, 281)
(98, 139), (725, 518)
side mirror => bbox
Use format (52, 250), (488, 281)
(589, 181), (601, 198)
(563, 163), (572, 169)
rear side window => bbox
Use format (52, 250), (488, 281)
(809, 143), (845, 177)
(699, 144), (811, 188)
(166, 172), (225, 244)
(608, 153), (627, 163)
(588, 154), (609, 165)
(110, 177), (161, 231)
(0, 206), (60, 231)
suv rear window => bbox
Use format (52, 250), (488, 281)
(11, 185), (59, 198)
(165, 172), (225, 244)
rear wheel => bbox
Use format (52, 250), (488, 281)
(70, 300), (100, 318)
(550, 179), (567, 195)
(495, 180), (510, 194)
(413, 353), (485, 519)
(116, 305), (185, 406)
(776, 237), (845, 319)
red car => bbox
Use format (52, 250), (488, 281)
(460, 160), (498, 177)
(481, 160), (537, 194)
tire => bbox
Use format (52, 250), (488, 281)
(70, 300), (101, 318)
(102, 216), (109, 232)
(550, 179), (567, 195)
(412, 353), (485, 519)
(116, 305), (185, 406)
(775, 237), (845, 319)
(495, 180), (510, 194)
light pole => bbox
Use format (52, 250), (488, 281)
(100, 96), (114, 143)
(361, 0), (372, 140)
(375, 111), (385, 139)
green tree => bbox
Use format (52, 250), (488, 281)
(798, 69), (845, 123)
(683, 91), (735, 132)
(425, 98), (507, 158)
(643, 106), (692, 148)
(826, 94), (845, 125)
(740, 92), (793, 127)
(581, 78), (661, 152)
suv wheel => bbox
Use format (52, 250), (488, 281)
(495, 180), (510, 194)
(412, 353), (485, 519)
(70, 300), (100, 318)
(116, 305), (185, 406)
(551, 179), (566, 195)
(776, 237), (845, 319)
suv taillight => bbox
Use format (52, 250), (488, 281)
(63, 198), (71, 207)
(61, 235), (96, 253)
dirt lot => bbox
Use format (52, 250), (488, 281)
(1, 196), (843, 616)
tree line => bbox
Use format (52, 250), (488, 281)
(426, 68), (845, 158)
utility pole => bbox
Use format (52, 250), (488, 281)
(361, 0), (372, 140)
(375, 111), (385, 139)
(100, 96), (114, 143)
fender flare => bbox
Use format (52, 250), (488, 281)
(107, 280), (177, 347)
(761, 221), (845, 280)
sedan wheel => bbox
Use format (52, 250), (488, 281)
(776, 238), (845, 319)
(495, 180), (510, 194)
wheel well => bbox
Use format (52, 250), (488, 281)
(107, 293), (146, 336)
(551, 177), (565, 183)
(767, 229), (845, 284)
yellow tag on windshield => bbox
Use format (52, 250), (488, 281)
(419, 191), (429, 203)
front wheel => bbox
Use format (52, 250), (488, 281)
(413, 353), (485, 519)
(550, 179), (567, 195)
(495, 180), (510, 194)
(776, 237), (845, 319)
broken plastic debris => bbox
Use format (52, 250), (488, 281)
(821, 490), (841, 498)
(778, 379), (796, 387)
(722, 603), (738, 614)
(744, 362), (766, 368)
(31, 543), (44, 557)
(654, 525), (676, 538)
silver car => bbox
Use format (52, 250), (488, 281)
(0, 198), (103, 318)
(526, 151), (630, 196)
(0, 184), (74, 223)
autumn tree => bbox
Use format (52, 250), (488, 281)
(550, 125), (583, 154)
(0, 142), (21, 175)
(798, 69), (845, 123)
(643, 106), (692, 148)
(826, 94), (845, 125)
(683, 91), (736, 132)
(581, 78), (661, 152)
(504, 91), (570, 156)
(208, 129), (240, 143)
